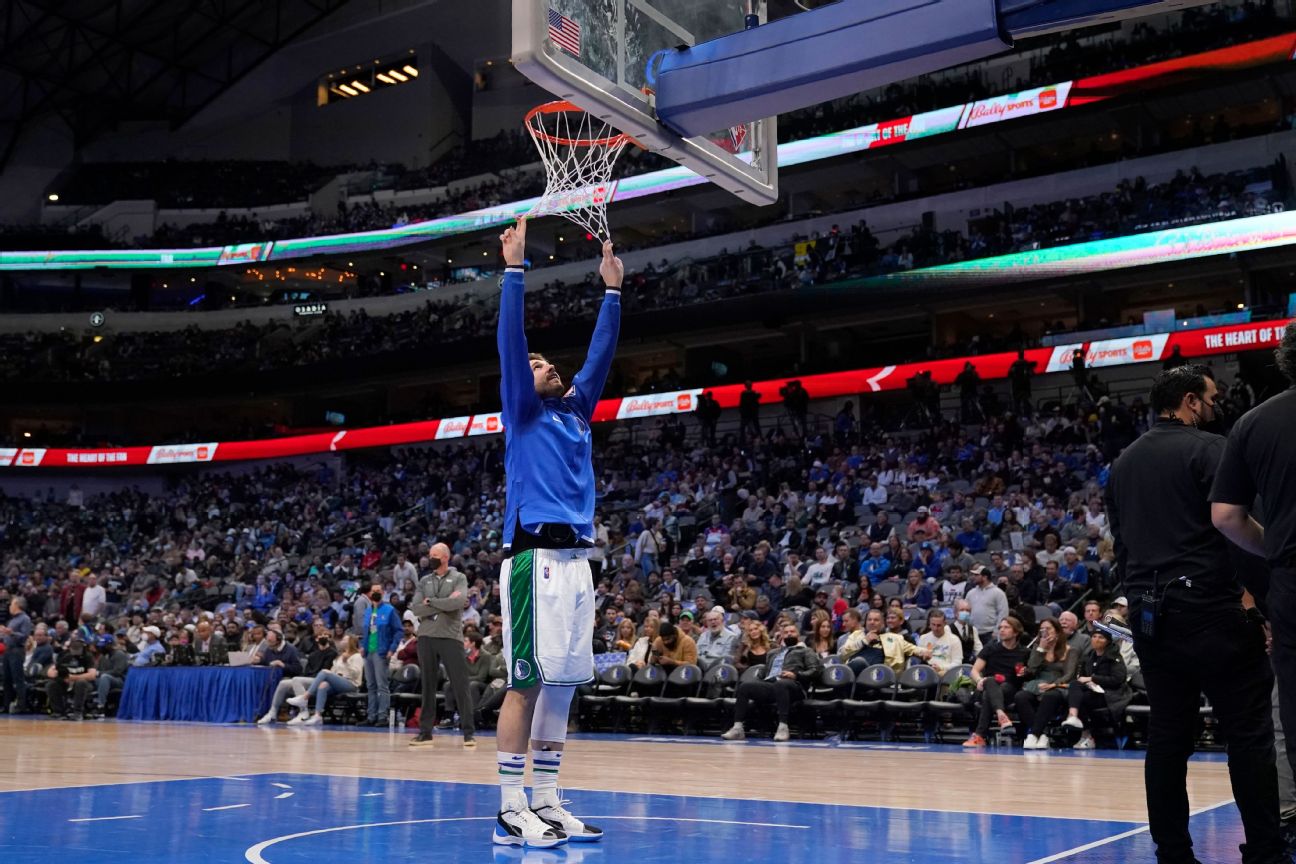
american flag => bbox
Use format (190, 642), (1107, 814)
(548, 8), (582, 56)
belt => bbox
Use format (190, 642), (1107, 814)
(504, 546), (592, 561)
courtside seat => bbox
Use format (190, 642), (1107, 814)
(611, 665), (666, 732)
(884, 664), (941, 742)
(842, 664), (895, 740)
(682, 663), (737, 733)
(580, 664), (632, 730)
(800, 663), (855, 736)
(647, 663), (702, 732)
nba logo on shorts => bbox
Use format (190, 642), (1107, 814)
(514, 659), (531, 680)
(543, 566), (551, 580)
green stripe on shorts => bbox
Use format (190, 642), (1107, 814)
(508, 550), (540, 689)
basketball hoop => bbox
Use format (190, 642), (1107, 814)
(524, 100), (632, 243)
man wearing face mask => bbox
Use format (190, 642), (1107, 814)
(1107, 364), (1285, 864)
(410, 543), (476, 748)
(720, 621), (822, 743)
(950, 598), (983, 662)
(358, 583), (403, 727)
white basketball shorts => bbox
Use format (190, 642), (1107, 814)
(500, 547), (596, 688)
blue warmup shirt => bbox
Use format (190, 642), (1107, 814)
(498, 267), (620, 548)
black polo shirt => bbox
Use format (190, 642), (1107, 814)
(1105, 418), (1238, 611)
(1211, 388), (1296, 569)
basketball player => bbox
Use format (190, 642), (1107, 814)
(492, 217), (622, 848)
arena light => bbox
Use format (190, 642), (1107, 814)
(388, 69), (408, 82)
(351, 80), (370, 93)
(403, 64), (418, 77)
(338, 84), (358, 96)
(377, 73), (395, 84)
(47, 193), (59, 202)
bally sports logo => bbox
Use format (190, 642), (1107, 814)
(1132, 340), (1155, 361)
(435, 416), (471, 439)
(467, 413), (504, 437)
(961, 82), (1072, 129)
(3, 448), (48, 467)
(617, 389), (704, 420)
(146, 443), (218, 465)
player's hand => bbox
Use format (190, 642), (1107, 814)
(599, 240), (623, 289)
(500, 218), (527, 267)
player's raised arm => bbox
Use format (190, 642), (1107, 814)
(497, 219), (540, 423)
(568, 240), (624, 420)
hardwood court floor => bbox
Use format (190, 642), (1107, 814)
(0, 718), (1234, 823)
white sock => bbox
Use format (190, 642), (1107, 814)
(498, 752), (527, 810)
(530, 748), (563, 808)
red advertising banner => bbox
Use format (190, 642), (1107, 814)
(4, 318), (1288, 468)
(1067, 32), (1296, 107)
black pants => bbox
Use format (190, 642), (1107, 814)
(417, 636), (475, 736)
(733, 678), (803, 723)
(1016, 688), (1056, 737)
(444, 680), (486, 721)
(975, 679), (1017, 737)
(1268, 573), (1296, 799)
(2, 651), (25, 709)
(1135, 606), (1282, 864)
(48, 678), (93, 716)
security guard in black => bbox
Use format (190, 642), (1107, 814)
(1105, 365), (1283, 864)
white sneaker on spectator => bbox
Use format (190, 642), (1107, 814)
(720, 723), (745, 741)
(1074, 733), (1095, 750)
(1036, 734), (1050, 750)
(286, 695), (309, 709)
(303, 713), (323, 726)
(773, 723), (790, 742)
(1061, 715), (1084, 730)
(286, 713), (308, 726)
(256, 711), (276, 725)
(1022, 734), (1040, 749)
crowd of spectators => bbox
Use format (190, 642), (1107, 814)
(0, 371), (1261, 742)
(0, 161), (1283, 388)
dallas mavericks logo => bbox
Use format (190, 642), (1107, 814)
(514, 659), (532, 679)
(543, 566), (551, 580)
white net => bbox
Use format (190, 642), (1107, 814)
(524, 101), (631, 242)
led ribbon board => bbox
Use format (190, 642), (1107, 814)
(3, 32), (1293, 271)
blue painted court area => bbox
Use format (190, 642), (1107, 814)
(0, 769), (1243, 864)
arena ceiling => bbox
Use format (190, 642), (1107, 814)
(0, 0), (353, 167)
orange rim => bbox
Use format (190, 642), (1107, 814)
(525, 100), (632, 148)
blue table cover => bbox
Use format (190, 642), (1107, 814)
(116, 666), (282, 723)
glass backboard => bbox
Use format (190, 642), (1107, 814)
(512, 0), (779, 205)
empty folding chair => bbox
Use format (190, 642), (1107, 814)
(611, 665), (666, 732)
(580, 664), (632, 731)
(800, 663), (855, 738)
(841, 664), (896, 741)
(647, 664), (702, 733)
(883, 664), (941, 742)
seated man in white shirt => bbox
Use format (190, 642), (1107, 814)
(694, 609), (739, 672)
(917, 609), (964, 675)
